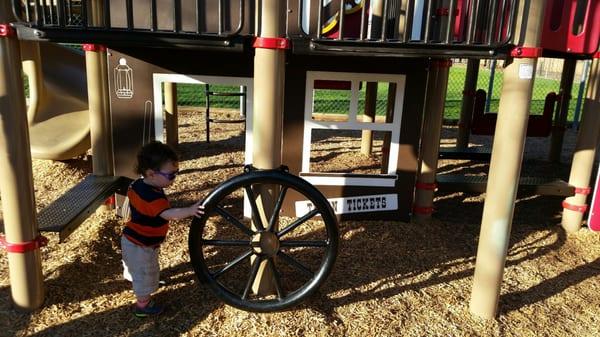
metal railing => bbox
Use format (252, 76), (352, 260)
(11, 0), (249, 46)
(292, 0), (521, 57)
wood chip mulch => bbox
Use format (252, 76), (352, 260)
(1, 109), (599, 337)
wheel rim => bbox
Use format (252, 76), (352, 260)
(189, 169), (339, 312)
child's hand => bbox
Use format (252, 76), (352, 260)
(189, 200), (205, 218)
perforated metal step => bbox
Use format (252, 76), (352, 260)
(436, 174), (575, 196)
(37, 175), (132, 241)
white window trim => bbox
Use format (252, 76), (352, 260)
(301, 71), (405, 187)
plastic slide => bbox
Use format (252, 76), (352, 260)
(20, 41), (90, 160)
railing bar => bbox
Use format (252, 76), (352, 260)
(495, 0), (507, 42)
(381, 0), (389, 41)
(337, 0), (344, 40)
(23, 0), (31, 22)
(486, 0), (498, 44)
(57, 0), (66, 27)
(359, 0), (367, 40)
(48, 0), (55, 25)
(445, 0), (457, 43)
(104, 0), (111, 28)
(148, 0), (157, 31)
(403, 0), (414, 42)
(66, 0), (72, 25)
(40, 0), (47, 25)
(174, 0), (182, 32)
(218, 0), (223, 35)
(232, 0), (244, 36)
(503, 0), (518, 45)
(81, 0), (88, 28)
(316, 0), (324, 39)
(466, 0), (478, 43)
(125, 0), (134, 30)
(423, 0), (435, 42)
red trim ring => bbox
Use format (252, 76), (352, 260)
(82, 44), (107, 52)
(416, 181), (437, 191)
(593, 52), (600, 59)
(510, 47), (543, 58)
(562, 201), (588, 213)
(574, 187), (591, 195)
(0, 234), (48, 253)
(413, 205), (434, 214)
(0, 24), (15, 37)
(104, 195), (116, 206)
(253, 37), (291, 50)
(431, 59), (452, 68)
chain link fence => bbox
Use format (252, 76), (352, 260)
(174, 59), (588, 123)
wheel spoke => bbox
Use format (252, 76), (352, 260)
(267, 186), (288, 232)
(211, 250), (253, 279)
(277, 209), (319, 238)
(277, 251), (314, 278)
(244, 185), (265, 231)
(242, 256), (263, 300)
(269, 258), (285, 300)
(279, 240), (328, 248)
(215, 206), (255, 237)
(202, 239), (251, 247)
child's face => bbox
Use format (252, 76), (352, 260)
(145, 160), (179, 188)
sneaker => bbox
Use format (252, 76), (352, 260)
(133, 300), (164, 318)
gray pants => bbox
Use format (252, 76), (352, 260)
(121, 235), (160, 299)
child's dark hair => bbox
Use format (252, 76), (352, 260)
(135, 141), (178, 175)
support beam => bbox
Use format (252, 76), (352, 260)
(164, 82), (179, 148)
(251, 0), (286, 295)
(86, 0), (113, 176)
(413, 59), (451, 222)
(457, 59), (480, 149)
(0, 2), (44, 310)
(548, 59), (576, 162)
(561, 58), (600, 233)
(469, 1), (547, 319)
(360, 82), (377, 155)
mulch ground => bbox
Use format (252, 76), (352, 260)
(1, 109), (600, 337)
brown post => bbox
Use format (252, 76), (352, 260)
(413, 60), (451, 222)
(86, 1), (113, 176)
(457, 59), (480, 149)
(251, 0), (286, 294)
(360, 83), (377, 155)
(164, 82), (179, 148)
(561, 58), (600, 233)
(469, 1), (547, 319)
(0, 2), (45, 309)
(549, 59), (576, 162)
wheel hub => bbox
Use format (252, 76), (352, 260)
(252, 231), (280, 257)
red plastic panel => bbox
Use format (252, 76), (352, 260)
(541, 0), (600, 55)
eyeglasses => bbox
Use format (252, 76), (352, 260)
(154, 170), (179, 181)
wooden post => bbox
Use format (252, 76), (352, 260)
(0, 1), (44, 310)
(86, 0), (113, 176)
(469, 1), (547, 319)
(548, 59), (576, 162)
(413, 59), (451, 222)
(360, 83), (377, 155)
(251, 0), (286, 294)
(457, 59), (480, 149)
(164, 82), (179, 148)
(561, 58), (600, 233)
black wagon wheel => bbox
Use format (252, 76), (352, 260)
(189, 166), (339, 312)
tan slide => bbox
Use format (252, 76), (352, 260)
(20, 41), (90, 161)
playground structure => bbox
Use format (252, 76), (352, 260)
(0, 0), (599, 320)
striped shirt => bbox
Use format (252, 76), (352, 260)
(123, 179), (171, 247)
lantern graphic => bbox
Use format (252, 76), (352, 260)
(114, 58), (134, 99)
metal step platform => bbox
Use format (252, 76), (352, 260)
(436, 174), (575, 196)
(37, 174), (132, 241)
(438, 147), (492, 161)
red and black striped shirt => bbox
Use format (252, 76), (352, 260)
(123, 179), (171, 247)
